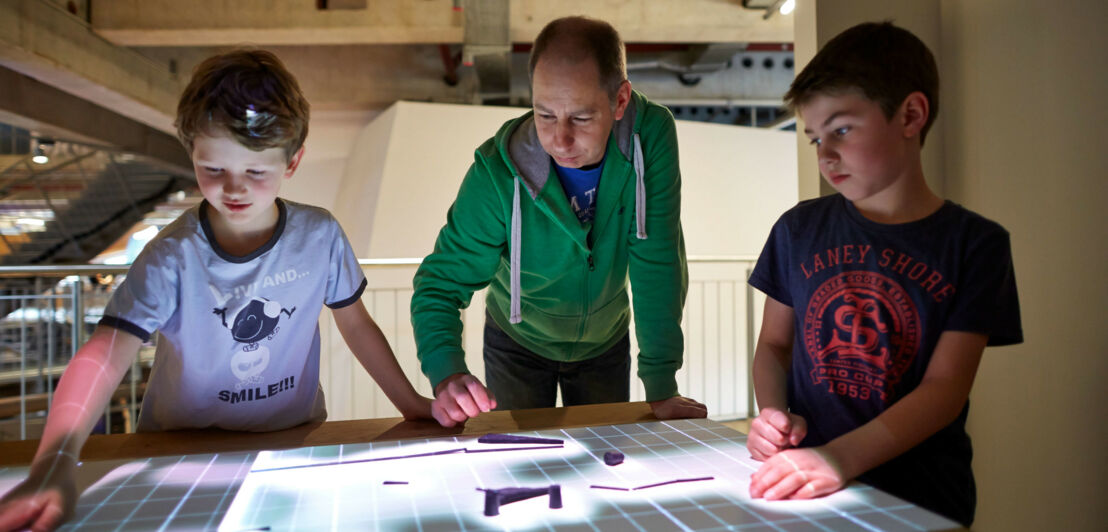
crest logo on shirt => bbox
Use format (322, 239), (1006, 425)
(803, 271), (919, 402)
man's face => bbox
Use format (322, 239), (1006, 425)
(531, 56), (630, 168)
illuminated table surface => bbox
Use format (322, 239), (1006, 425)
(0, 402), (962, 531)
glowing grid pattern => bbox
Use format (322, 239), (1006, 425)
(0, 419), (960, 531)
(219, 419), (958, 531)
(0, 452), (257, 531)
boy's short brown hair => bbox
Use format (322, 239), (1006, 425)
(785, 21), (939, 145)
(175, 49), (310, 160)
(528, 16), (627, 103)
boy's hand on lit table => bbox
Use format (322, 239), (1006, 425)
(749, 447), (845, 500)
(747, 407), (807, 461)
(0, 458), (78, 532)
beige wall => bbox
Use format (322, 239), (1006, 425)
(939, 1), (1108, 530)
(677, 121), (796, 256)
(794, 1), (1107, 530)
(349, 102), (526, 259)
(283, 109), (381, 213)
(326, 101), (797, 261)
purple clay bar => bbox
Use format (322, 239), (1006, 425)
(479, 485), (562, 516)
(589, 476), (715, 492)
(477, 433), (564, 445)
(603, 451), (624, 466)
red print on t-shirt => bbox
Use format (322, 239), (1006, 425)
(804, 271), (920, 402)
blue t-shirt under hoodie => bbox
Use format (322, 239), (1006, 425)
(553, 156), (605, 224)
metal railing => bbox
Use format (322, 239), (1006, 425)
(0, 257), (759, 441)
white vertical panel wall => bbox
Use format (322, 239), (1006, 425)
(290, 101), (796, 421)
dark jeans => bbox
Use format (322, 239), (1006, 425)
(483, 316), (631, 410)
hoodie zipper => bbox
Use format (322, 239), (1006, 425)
(576, 252), (595, 346)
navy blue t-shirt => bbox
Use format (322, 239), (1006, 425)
(553, 156), (604, 224)
(748, 194), (1022, 526)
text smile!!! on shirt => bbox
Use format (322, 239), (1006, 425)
(218, 375), (296, 404)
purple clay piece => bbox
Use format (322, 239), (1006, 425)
(590, 485), (629, 491)
(632, 476), (715, 491)
(549, 485), (562, 508)
(464, 444), (563, 454)
(250, 447), (465, 474)
(481, 485), (563, 516)
(382, 480), (408, 485)
(603, 451), (624, 466)
(484, 489), (500, 516)
(477, 433), (564, 445)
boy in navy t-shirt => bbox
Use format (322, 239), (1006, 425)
(746, 22), (1022, 526)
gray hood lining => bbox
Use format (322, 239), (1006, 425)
(503, 96), (645, 325)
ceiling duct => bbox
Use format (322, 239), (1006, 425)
(461, 0), (511, 105)
(627, 43), (748, 86)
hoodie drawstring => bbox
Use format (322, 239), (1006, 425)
(509, 178), (522, 324)
(633, 133), (647, 239)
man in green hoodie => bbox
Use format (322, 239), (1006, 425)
(413, 16), (707, 427)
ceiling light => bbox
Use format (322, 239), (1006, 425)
(757, 0), (795, 19)
(132, 226), (160, 242)
(31, 145), (48, 164)
(31, 138), (54, 164)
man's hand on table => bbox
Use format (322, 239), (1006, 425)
(648, 395), (708, 420)
(431, 373), (497, 427)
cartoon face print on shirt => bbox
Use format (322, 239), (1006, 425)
(211, 287), (297, 390)
(213, 296), (297, 350)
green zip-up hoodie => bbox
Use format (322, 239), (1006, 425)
(411, 90), (688, 401)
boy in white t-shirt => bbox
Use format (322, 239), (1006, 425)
(0, 49), (437, 531)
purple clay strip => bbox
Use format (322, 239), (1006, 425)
(632, 476), (715, 491)
(251, 447), (466, 473)
(477, 433), (564, 445)
(464, 444), (563, 454)
(250, 438), (565, 475)
(590, 485), (630, 491)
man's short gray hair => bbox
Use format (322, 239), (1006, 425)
(528, 16), (628, 102)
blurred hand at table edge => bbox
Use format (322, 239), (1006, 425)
(0, 453), (78, 532)
(648, 395), (708, 420)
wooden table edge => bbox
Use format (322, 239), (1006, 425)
(0, 401), (657, 466)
